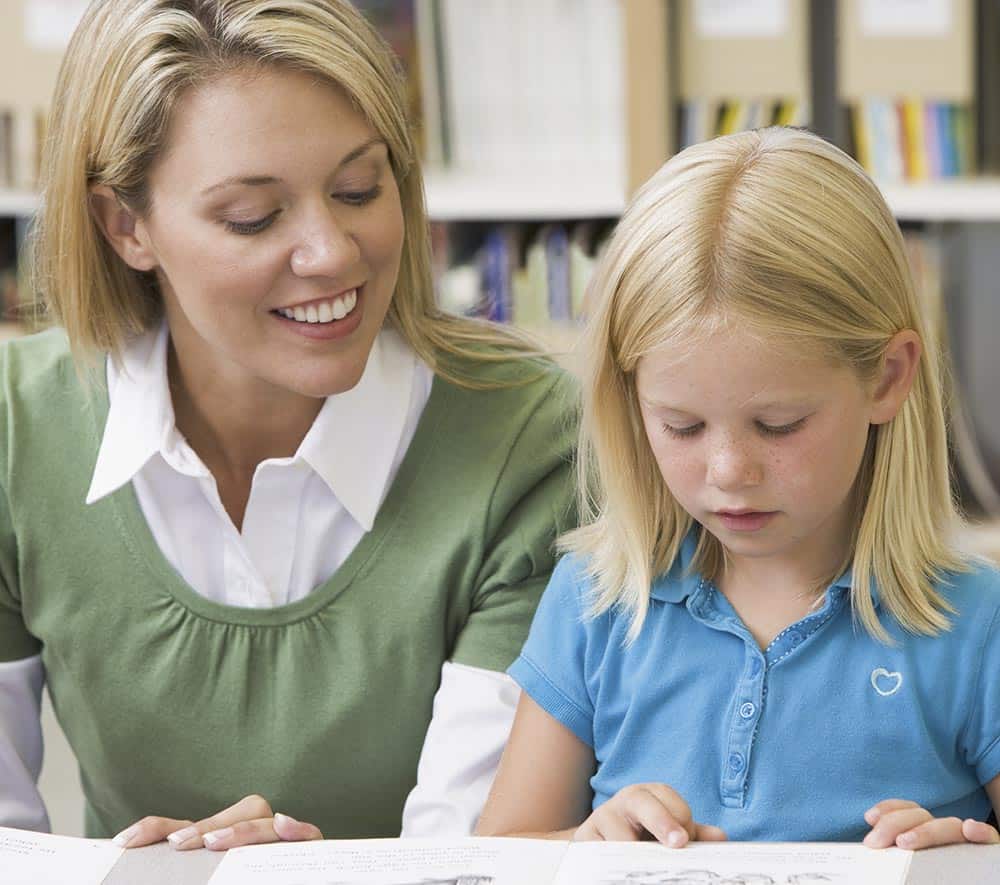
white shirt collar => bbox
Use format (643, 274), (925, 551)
(86, 322), (419, 532)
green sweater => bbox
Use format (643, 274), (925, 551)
(0, 329), (577, 838)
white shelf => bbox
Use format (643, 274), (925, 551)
(423, 170), (626, 221)
(0, 190), (39, 216)
(6, 179), (1000, 224)
(879, 179), (1000, 222)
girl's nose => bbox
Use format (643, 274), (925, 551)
(705, 438), (764, 490)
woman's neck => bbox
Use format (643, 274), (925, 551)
(167, 344), (323, 529)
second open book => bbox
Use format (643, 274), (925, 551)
(205, 836), (923, 884)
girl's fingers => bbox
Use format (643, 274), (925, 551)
(167, 794), (274, 850)
(892, 816), (966, 850)
(863, 807), (933, 848)
(864, 799), (920, 827)
(625, 786), (693, 846)
(962, 819), (1000, 844)
(694, 823), (728, 842)
(273, 812), (324, 842)
(112, 817), (194, 849)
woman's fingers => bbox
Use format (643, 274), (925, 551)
(166, 794), (274, 850)
(863, 806), (933, 848)
(200, 812), (324, 850)
(112, 816), (194, 848)
(199, 817), (283, 851)
(272, 812), (324, 842)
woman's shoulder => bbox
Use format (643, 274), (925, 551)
(0, 326), (85, 401)
(431, 343), (578, 447)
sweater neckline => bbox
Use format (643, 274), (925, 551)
(89, 370), (453, 627)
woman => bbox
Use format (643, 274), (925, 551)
(0, 0), (575, 850)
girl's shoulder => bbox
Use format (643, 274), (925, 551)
(934, 555), (1000, 632)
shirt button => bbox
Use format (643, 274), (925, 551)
(728, 752), (745, 773)
(787, 628), (803, 644)
(739, 702), (756, 719)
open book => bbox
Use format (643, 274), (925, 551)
(204, 836), (976, 885)
(1, 826), (122, 885)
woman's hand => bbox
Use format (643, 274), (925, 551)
(112, 794), (324, 850)
(863, 799), (1000, 850)
(573, 783), (727, 847)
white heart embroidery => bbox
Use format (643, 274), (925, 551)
(871, 667), (903, 697)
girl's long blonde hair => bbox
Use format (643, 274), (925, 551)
(565, 127), (964, 643)
(30, 0), (531, 382)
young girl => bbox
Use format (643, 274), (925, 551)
(476, 127), (1000, 850)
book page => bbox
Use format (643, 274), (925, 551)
(0, 826), (123, 885)
(552, 841), (913, 885)
(206, 837), (567, 885)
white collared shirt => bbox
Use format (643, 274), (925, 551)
(0, 323), (518, 835)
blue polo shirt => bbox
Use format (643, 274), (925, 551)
(508, 534), (1000, 841)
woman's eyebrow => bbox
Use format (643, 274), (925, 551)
(199, 138), (387, 196)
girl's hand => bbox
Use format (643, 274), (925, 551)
(111, 794), (324, 850)
(573, 783), (727, 847)
(863, 799), (1000, 850)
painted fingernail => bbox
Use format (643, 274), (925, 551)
(203, 827), (234, 847)
(667, 830), (685, 848)
(865, 809), (880, 824)
(167, 826), (199, 846)
(897, 832), (916, 847)
(274, 812), (298, 828)
(112, 825), (139, 848)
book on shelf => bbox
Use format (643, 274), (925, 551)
(433, 221), (612, 331)
(839, 0), (976, 181)
(848, 98), (975, 181)
(433, 0), (626, 195)
(675, 0), (810, 150)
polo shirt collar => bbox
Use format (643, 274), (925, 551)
(86, 322), (418, 533)
(650, 530), (704, 603)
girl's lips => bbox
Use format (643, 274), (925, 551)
(715, 510), (778, 533)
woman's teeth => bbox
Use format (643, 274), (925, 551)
(277, 289), (358, 324)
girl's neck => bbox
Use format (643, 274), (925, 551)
(713, 520), (854, 650)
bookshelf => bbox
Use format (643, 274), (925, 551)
(0, 3), (998, 532)
(0, 190), (38, 216)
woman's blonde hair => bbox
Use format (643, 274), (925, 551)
(565, 126), (964, 643)
(30, 0), (530, 380)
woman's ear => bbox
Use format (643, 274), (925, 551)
(89, 185), (158, 271)
(870, 329), (922, 425)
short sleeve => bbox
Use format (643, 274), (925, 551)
(508, 554), (596, 747)
(965, 601), (1000, 785)
(449, 372), (577, 673)
(0, 478), (38, 662)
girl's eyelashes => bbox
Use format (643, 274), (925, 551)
(222, 185), (383, 235)
(662, 422), (704, 439)
(757, 417), (808, 436)
(660, 417), (808, 439)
